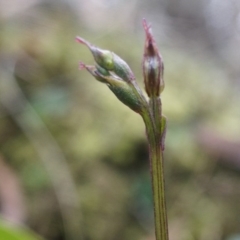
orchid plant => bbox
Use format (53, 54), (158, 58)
(76, 19), (168, 240)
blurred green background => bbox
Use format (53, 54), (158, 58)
(0, 0), (240, 240)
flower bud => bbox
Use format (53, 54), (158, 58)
(79, 62), (142, 113)
(76, 36), (135, 82)
(142, 19), (164, 97)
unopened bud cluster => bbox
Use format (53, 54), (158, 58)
(76, 36), (142, 113)
(76, 19), (164, 112)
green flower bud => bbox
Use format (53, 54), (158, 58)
(79, 62), (142, 113)
(142, 19), (164, 97)
(111, 53), (135, 82)
(76, 36), (135, 82)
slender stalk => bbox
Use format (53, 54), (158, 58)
(142, 97), (169, 240)
(150, 134), (168, 240)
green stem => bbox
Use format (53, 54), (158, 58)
(128, 82), (169, 240)
(142, 97), (169, 240)
(150, 136), (168, 240)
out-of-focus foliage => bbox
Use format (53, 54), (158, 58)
(0, 218), (43, 240)
(0, 0), (240, 240)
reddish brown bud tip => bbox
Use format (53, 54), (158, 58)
(75, 36), (92, 49)
(142, 19), (164, 97)
(142, 19), (152, 43)
(79, 61), (87, 70)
